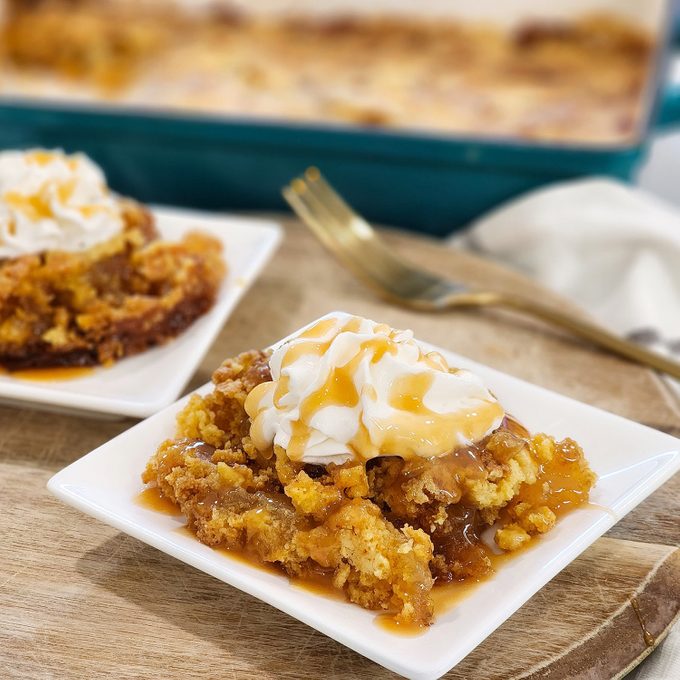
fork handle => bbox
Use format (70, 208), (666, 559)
(452, 291), (680, 381)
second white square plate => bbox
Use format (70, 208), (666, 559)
(48, 313), (680, 679)
(0, 207), (281, 418)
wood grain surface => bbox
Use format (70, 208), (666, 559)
(1, 220), (679, 679)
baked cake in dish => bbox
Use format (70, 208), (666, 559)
(0, 1), (653, 144)
(0, 149), (226, 370)
(143, 313), (596, 626)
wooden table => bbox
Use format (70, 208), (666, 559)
(2, 221), (679, 679)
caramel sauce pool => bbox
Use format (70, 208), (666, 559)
(138, 484), (540, 636)
(290, 571), (345, 601)
(631, 597), (656, 647)
(214, 546), (282, 577)
(375, 544), (534, 636)
(136, 418), (598, 637)
(376, 578), (489, 636)
(136, 487), (183, 516)
(1, 365), (94, 381)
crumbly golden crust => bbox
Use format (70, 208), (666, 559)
(1, 0), (177, 89)
(0, 200), (226, 369)
(143, 350), (596, 625)
(1, 1), (652, 144)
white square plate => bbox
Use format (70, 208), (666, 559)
(0, 207), (282, 418)
(47, 313), (680, 680)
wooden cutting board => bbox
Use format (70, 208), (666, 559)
(1, 220), (679, 680)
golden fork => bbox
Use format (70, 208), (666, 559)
(283, 167), (680, 381)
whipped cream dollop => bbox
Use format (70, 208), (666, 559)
(0, 149), (124, 259)
(245, 313), (505, 465)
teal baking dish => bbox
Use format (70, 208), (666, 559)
(0, 4), (678, 238)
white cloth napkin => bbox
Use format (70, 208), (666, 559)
(452, 178), (680, 398)
(452, 177), (680, 678)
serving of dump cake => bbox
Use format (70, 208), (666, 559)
(0, 149), (226, 369)
(143, 313), (596, 626)
(0, 1), (653, 143)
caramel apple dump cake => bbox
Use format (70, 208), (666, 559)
(143, 313), (596, 625)
(0, 1), (653, 144)
(0, 149), (225, 369)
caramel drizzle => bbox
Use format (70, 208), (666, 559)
(373, 372), (504, 460)
(4, 188), (57, 221)
(283, 317), (384, 460)
(3, 153), (111, 224)
(5, 180), (106, 222)
(631, 597), (655, 647)
(247, 315), (504, 462)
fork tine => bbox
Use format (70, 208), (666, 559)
(299, 170), (443, 288)
(284, 172), (449, 300)
(305, 168), (414, 258)
(283, 180), (395, 296)
(303, 167), (367, 235)
(284, 178), (358, 254)
(285, 177), (427, 300)
(305, 169), (439, 280)
(284, 177), (386, 279)
(282, 180), (354, 260)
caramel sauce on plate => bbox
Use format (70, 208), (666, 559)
(173, 525), (193, 537)
(138, 467), (591, 636)
(135, 487), (183, 516)
(139, 486), (348, 595)
(375, 577), (490, 636)
(171, 513), (292, 579)
(374, 542), (536, 636)
(0, 365), (94, 382)
(374, 614), (427, 637)
(173, 522), (285, 578)
(631, 597), (656, 647)
(290, 571), (345, 601)
(137, 403), (595, 636)
(214, 546), (282, 578)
